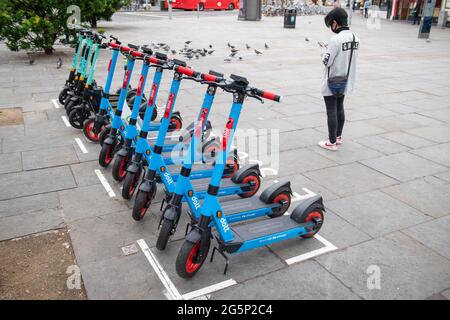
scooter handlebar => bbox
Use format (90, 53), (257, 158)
(108, 42), (120, 49)
(175, 66), (223, 83)
(175, 66), (198, 77)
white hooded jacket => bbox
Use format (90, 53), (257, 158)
(321, 29), (359, 96)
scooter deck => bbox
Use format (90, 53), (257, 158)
(217, 215), (298, 245)
(190, 178), (239, 193)
(218, 197), (273, 216)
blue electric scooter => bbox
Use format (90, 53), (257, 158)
(175, 74), (325, 278)
(130, 66), (241, 221)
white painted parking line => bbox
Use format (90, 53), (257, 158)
(51, 99), (61, 109)
(292, 188), (317, 203)
(61, 116), (70, 127)
(136, 239), (183, 300)
(284, 234), (337, 265)
(182, 279), (237, 300)
(94, 169), (116, 197)
(314, 234), (338, 250)
(75, 138), (88, 154)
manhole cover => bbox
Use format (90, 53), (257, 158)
(0, 107), (24, 126)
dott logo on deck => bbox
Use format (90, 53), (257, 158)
(163, 93), (175, 119)
(222, 118), (234, 151)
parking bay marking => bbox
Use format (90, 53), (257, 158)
(61, 116), (70, 127)
(51, 99), (61, 109)
(75, 138), (88, 154)
(94, 169), (116, 197)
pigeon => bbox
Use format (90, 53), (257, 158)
(209, 44), (213, 49)
(171, 49), (177, 55)
(208, 50), (215, 55)
(238, 56), (243, 60)
(227, 42), (231, 48)
(255, 49), (262, 55)
(185, 40), (192, 44)
(195, 54), (199, 59)
(246, 44), (251, 50)
(224, 57), (232, 62)
(230, 51), (237, 58)
(265, 43), (269, 49)
(305, 37), (310, 42)
(56, 58), (62, 69)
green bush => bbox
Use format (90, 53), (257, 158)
(0, 0), (131, 54)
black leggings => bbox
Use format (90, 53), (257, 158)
(324, 95), (345, 144)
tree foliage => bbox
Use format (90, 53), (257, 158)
(0, 0), (131, 53)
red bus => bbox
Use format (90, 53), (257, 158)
(164, 0), (239, 11)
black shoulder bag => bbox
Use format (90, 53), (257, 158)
(327, 33), (355, 96)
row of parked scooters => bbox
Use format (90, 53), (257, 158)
(59, 28), (325, 278)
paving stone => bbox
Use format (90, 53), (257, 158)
(327, 190), (430, 237)
(24, 119), (69, 137)
(79, 253), (167, 300)
(0, 192), (59, 218)
(2, 130), (77, 153)
(417, 108), (450, 123)
(355, 135), (410, 155)
(0, 152), (22, 174)
(345, 106), (396, 121)
(383, 178), (450, 218)
(0, 124), (24, 139)
(277, 148), (337, 176)
(442, 289), (450, 300)
(434, 170), (450, 183)
(68, 210), (158, 267)
(361, 152), (447, 182)
(406, 125), (450, 143)
(150, 238), (285, 295)
(410, 142), (450, 168)
(403, 98), (449, 111)
(380, 103), (419, 114)
(278, 128), (325, 151)
(316, 232), (450, 300)
(381, 131), (436, 149)
(0, 209), (64, 241)
(402, 215), (450, 260)
(366, 115), (425, 132)
(315, 121), (386, 139)
(59, 184), (129, 222)
(212, 260), (360, 300)
(310, 141), (383, 165)
(69, 161), (102, 187)
(22, 111), (49, 124)
(22, 145), (79, 170)
(304, 163), (397, 197)
(0, 166), (76, 201)
(288, 173), (339, 202)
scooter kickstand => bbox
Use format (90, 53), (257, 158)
(210, 246), (229, 275)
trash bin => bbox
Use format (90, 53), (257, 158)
(284, 9), (297, 29)
(238, 0), (262, 21)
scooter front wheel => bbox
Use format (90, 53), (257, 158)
(99, 126), (111, 146)
(132, 191), (150, 221)
(83, 118), (104, 143)
(112, 154), (129, 182)
(68, 107), (88, 129)
(176, 239), (211, 279)
(99, 142), (115, 167)
(156, 218), (174, 251)
(122, 170), (141, 200)
(58, 88), (69, 104)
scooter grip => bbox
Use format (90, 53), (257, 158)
(131, 51), (143, 58)
(120, 45), (132, 52)
(176, 66), (198, 77)
(256, 89), (282, 102)
(108, 42), (120, 49)
(202, 73), (219, 82)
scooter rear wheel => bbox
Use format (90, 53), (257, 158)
(132, 191), (150, 221)
(237, 173), (261, 198)
(99, 142), (114, 167)
(299, 208), (324, 238)
(168, 114), (183, 132)
(112, 154), (129, 182)
(156, 219), (174, 251)
(176, 239), (211, 279)
(268, 191), (291, 218)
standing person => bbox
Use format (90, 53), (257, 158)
(318, 8), (359, 151)
(364, 0), (371, 18)
(412, 0), (421, 25)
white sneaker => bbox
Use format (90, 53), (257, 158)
(318, 140), (338, 151)
(336, 136), (343, 145)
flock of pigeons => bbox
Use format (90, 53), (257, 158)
(148, 40), (270, 63)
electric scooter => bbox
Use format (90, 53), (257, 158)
(156, 68), (274, 251)
(175, 74), (325, 278)
(98, 44), (183, 168)
(58, 28), (86, 104)
(130, 66), (240, 221)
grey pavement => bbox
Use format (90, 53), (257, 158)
(0, 10), (449, 299)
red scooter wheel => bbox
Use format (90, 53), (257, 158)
(176, 239), (211, 279)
